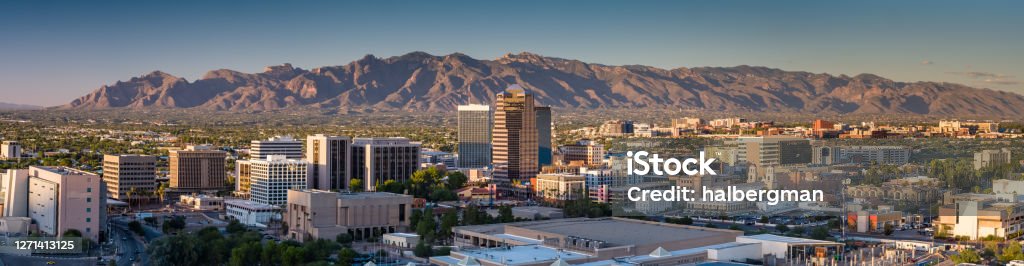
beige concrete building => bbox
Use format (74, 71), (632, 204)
(938, 195), (1024, 240)
(559, 140), (605, 166)
(102, 154), (156, 202)
(18, 167), (105, 240)
(305, 134), (351, 191)
(975, 148), (1012, 170)
(169, 145), (227, 195)
(535, 173), (586, 201)
(286, 189), (413, 242)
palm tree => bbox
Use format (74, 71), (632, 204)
(127, 187), (139, 212)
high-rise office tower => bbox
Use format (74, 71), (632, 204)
(102, 154), (157, 202)
(251, 135), (303, 160)
(492, 85), (538, 199)
(457, 104), (491, 168)
(536, 106), (553, 166)
(248, 155), (309, 206)
(169, 145), (228, 194)
(305, 134), (351, 191)
(351, 137), (421, 191)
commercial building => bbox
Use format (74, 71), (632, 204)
(458, 104), (492, 168)
(536, 106), (553, 167)
(421, 150), (458, 169)
(168, 145), (228, 194)
(599, 120), (634, 136)
(493, 85), (540, 200)
(383, 232), (420, 249)
(285, 190), (413, 242)
(733, 136), (812, 167)
(102, 154), (156, 202)
(1, 167), (105, 241)
(179, 194), (224, 211)
(0, 141), (20, 160)
(437, 217), (743, 265)
(350, 137), (421, 192)
(838, 146), (910, 165)
(234, 159), (253, 199)
(225, 199), (280, 228)
(937, 195), (1024, 240)
(305, 134), (351, 191)
(535, 173), (586, 201)
(559, 140), (605, 166)
(248, 155), (309, 206)
(251, 135), (303, 160)
(975, 148), (1012, 170)
(846, 207), (904, 233)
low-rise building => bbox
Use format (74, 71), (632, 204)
(535, 173), (586, 201)
(937, 194), (1024, 240)
(285, 190), (413, 242)
(383, 232), (419, 248)
(225, 199), (280, 228)
(179, 194), (224, 211)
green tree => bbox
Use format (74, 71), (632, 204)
(338, 247), (359, 265)
(810, 226), (830, 240)
(497, 205), (515, 223)
(128, 221), (145, 236)
(413, 242), (432, 258)
(951, 249), (982, 264)
(416, 207), (438, 243)
(410, 209), (424, 229)
(790, 226), (805, 236)
(446, 171), (468, 189)
(1001, 242), (1024, 262)
(439, 211), (459, 244)
(349, 179), (364, 192)
(883, 224), (894, 236)
(335, 233), (354, 246)
(776, 224), (790, 234)
(226, 219), (247, 234)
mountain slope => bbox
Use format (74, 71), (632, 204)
(61, 52), (1024, 116)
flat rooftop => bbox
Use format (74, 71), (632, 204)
(448, 245), (590, 266)
(225, 199), (279, 210)
(458, 217), (740, 248)
(293, 189), (412, 200)
(738, 234), (840, 245)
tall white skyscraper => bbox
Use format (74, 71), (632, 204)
(458, 104), (491, 168)
(251, 136), (303, 160)
(249, 155), (309, 206)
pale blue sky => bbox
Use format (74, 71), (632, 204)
(1, 0), (1021, 106)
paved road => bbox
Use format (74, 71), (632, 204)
(0, 254), (97, 266)
(109, 223), (149, 266)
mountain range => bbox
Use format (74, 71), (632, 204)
(61, 52), (1024, 116)
(0, 102), (42, 110)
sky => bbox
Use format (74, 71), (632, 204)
(1, 0), (1022, 106)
